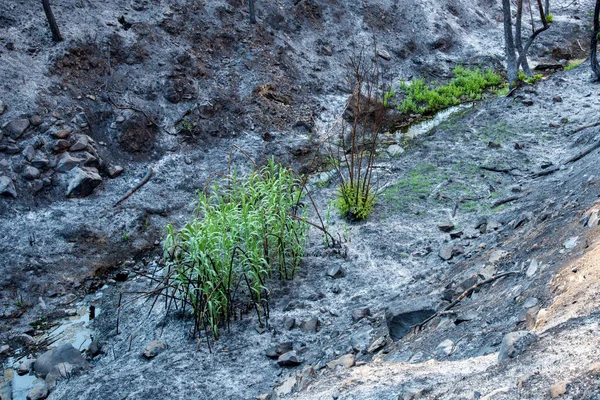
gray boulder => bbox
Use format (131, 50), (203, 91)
(23, 166), (41, 180)
(26, 385), (48, 400)
(277, 351), (303, 367)
(34, 343), (89, 378)
(66, 167), (102, 197)
(4, 118), (30, 139)
(386, 296), (437, 341)
(498, 331), (537, 362)
(55, 153), (82, 173)
(143, 340), (167, 359)
(0, 176), (17, 198)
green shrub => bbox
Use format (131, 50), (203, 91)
(564, 60), (583, 71)
(163, 159), (308, 338)
(336, 181), (376, 220)
(545, 13), (553, 23)
(518, 71), (543, 84)
(396, 66), (502, 115)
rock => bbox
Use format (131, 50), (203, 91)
(498, 331), (536, 362)
(351, 307), (370, 322)
(0, 344), (10, 354)
(563, 237), (578, 249)
(438, 222), (455, 232)
(4, 143), (21, 154)
(377, 48), (391, 60)
(107, 165), (124, 179)
(436, 339), (454, 356)
(386, 296), (437, 341)
(17, 358), (35, 375)
(4, 119), (30, 139)
(31, 156), (50, 170)
(0, 100), (5, 115)
(70, 135), (90, 151)
(283, 317), (296, 330)
(52, 139), (71, 153)
(326, 264), (345, 279)
(265, 342), (293, 359)
(587, 211), (599, 227)
(387, 144), (404, 157)
(552, 96), (563, 103)
(23, 145), (36, 161)
(522, 98), (534, 106)
(26, 385), (48, 400)
(367, 336), (386, 353)
(526, 259), (538, 278)
(350, 325), (373, 352)
(66, 167), (102, 197)
(327, 354), (354, 369)
(87, 341), (101, 357)
(56, 153), (82, 172)
(51, 129), (71, 139)
(550, 381), (568, 398)
(525, 307), (540, 330)
(300, 317), (321, 333)
(0, 176), (17, 198)
(143, 340), (167, 359)
(30, 116), (43, 126)
(34, 343), (89, 378)
(522, 297), (539, 309)
(45, 362), (75, 391)
(277, 351), (303, 367)
(399, 387), (425, 400)
(23, 166), (41, 180)
(489, 250), (507, 263)
(439, 245), (463, 261)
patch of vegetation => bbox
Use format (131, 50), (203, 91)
(393, 66), (503, 115)
(518, 71), (543, 85)
(545, 13), (553, 23)
(336, 181), (376, 220)
(564, 60), (584, 71)
(163, 160), (308, 338)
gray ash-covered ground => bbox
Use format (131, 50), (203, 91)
(1, 0), (600, 399)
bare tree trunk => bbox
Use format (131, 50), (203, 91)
(515, 0), (533, 76)
(515, 0), (549, 76)
(42, 0), (63, 42)
(592, 0), (600, 80)
(503, 0), (518, 86)
(249, 0), (256, 24)
(545, 0), (550, 17)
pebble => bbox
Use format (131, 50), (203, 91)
(550, 381), (568, 398)
(143, 340), (167, 359)
(26, 385), (48, 400)
(327, 354), (354, 369)
(326, 264), (344, 279)
(277, 351), (303, 367)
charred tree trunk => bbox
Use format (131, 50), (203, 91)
(515, 0), (533, 76)
(592, 0), (600, 80)
(42, 0), (63, 42)
(249, 0), (256, 24)
(515, 0), (549, 72)
(503, 0), (518, 86)
(545, 0), (550, 17)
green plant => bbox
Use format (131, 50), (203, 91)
(122, 232), (130, 241)
(545, 13), (553, 23)
(181, 120), (193, 131)
(382, 87), (396, 108)
(396, 66), (502, 115)
(162, 159), (308, 339)
(336, 181), (376, 220)
(564, 60), (583, 71)
(518, 71), (543, 84)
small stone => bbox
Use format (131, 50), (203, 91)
(377, 48), (391, 60)
(70, 135), (90, 151)
(283, 317), (296, 330)
(0, 344), (11, 354)
(31, 156), (50, 170)
(51, 129), (71, 139)
(300, 317), (321, 333)
(0, 100), (5, 115)
(4, 119), (30, 139)
(277, 351), (303, 367)
(550, 381), (568, 398)
(367, 336), (386, 353)
(143, 340), (167, 359)
(436, 339), (454, 356)
(498, 331), (536, 363)
(438, 222), (455, 232)
(52, 139), (71, 153)
(439, 245), (463, 261)
(30, 116), (43, 126)
(65, 167), (102, 197)
(34, 343), (89, 378)
(26, 385), (48, 400)
(23, 145), (36, 161)
(23, 166), (41, 180)
(351, 307), (370, 322)
(587, 211), (599, 227)
(56, 153), (82, 173)
(0, 176), (17, 198)
(489, 250), (507, 263)
(552, 96), (563, 103)
(326, 264), (345, 279)
(526, 259), (538, 278)
(386, 296), (437, 341)
(563, 237), (578, 249)
(387, 144), (404, 157)
(525, 307), (540, 330)
(522, 297), (539, 309)
(327, 354), (354, 369)
(522, 99), (534, 106)
(17, 358), (35, 375)
(108, 165), (124, 178)
(266, 342), (293, 359)
(87, 341), (101, 357)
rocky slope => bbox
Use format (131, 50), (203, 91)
(1, 0), (599, 399)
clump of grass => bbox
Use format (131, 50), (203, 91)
(518, 71), (543, 84)
(396, 66), (502, 115)
(336, 181), (376, 220)
(564, 60), (583, 71)
(545, 13), (554, 23)
(163, 159), (308, 339)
